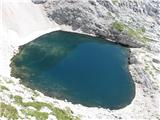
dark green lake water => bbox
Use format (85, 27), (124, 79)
(11, 31), (135, 109)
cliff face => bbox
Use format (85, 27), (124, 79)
(43, 0), (160, 47)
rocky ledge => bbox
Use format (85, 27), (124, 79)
(43, 0), (159, 48)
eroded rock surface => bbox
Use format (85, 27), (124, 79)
(43, 0), (160, 48)
(41, 0), (160, 119)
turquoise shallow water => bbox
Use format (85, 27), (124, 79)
(11, 31), (135, 109)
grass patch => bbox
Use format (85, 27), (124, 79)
(14, 95), (52, 110)
(127, 28), (143, 40)
(22, 102), (80, 120)
(112, 21), (148, 43)
(21, 109), (48, 120)
(13, 95), (80, 120)
(53, 107), (80, 120)
(0, 102), (18, 120)
(14, 95), (23, 104)
(112, 21), (125, 32)
(23, 102), (53, 111)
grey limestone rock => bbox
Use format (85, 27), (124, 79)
(96, 0), (117, 13)
(32, 0), (47, 4)
(152, 58), (160, 63)
(42, 0), (159, 47)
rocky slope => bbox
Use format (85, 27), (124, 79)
(43, 0), (160, 47)
(1, 0), (160, 119)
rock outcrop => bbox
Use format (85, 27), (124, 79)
(43, 0), (160, 47)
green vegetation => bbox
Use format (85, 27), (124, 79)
(21, 109), (48, 120)
(112, 21), (125, 32)
(13, 95), (80, 120)
(53, 107), (80, 120)
(23, 101), (53, 111)
(0, 102), (18, 120)
(14, 96), (52, 110)
(145, 64), (154, 77)
(112, 0), (118, 4)
(127, 27), (143, 40)
(14, 95), (23, 104)
(0, 85), (9, 91)
(112, 21), (148, 43)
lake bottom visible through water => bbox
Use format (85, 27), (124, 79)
(11, 31), (135, 109)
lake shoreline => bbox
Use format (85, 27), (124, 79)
(10, 31), (135, 110)
(1, 0), (159, 119)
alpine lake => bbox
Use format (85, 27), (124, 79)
(10, 31), (135, 109)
